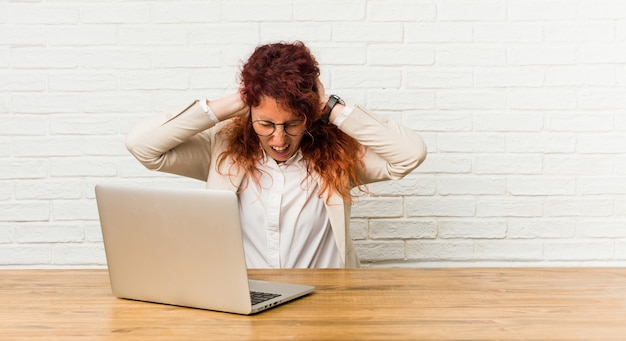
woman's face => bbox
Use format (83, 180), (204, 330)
(250, 96), (306, 163)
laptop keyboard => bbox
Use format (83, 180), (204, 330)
(250, 291), (281, 305)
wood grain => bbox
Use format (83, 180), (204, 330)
(1, 268), (625, 340)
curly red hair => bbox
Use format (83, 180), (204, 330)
(216, 41), (365, 201)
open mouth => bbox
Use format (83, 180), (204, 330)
(271, 145), (289, 153)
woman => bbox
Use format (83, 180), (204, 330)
(125, 41), (426, 268)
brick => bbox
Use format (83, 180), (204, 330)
(0, 26), (47, 45)
(81, 94), (153, 113)
(0, 159), (48, 180)
(406, 23), (473, 42)
(0, 225), (12, 243)
(368, 0), (436, 21)
(544, 198), (613, 217)
(473, 240), (543, 260)
(50, 159), (118, 178)
(0, 202), (50, 222)
(578, 177), (626, 195)
(48, 26), (116, 46)
(547, 113), (613, 132)
(50, 115), (119, 135)
(438, 133), (505, 152)
(406, 240), (474, 261)
(438, 220), (506, 239)
(52, 199), (100, 221)
(437, 47), (506, 66)
(579, 0), (626, 20)
(406, 69), (473, 88)
(188, 24), (260, 45)
(15, 180), (82, 200)
(12, 94), (81, 114)
(474, 113), (543, 132)
(368, 45), (434, 66)
(366, 176), (436, 196)
(0, 72), (45, 92)
(370, 219), (437, 239)
(0, 244), (53, 265)
(261, 23), (332, 42)
(84, 136), (127, 156)
(544, 155), (613, 175)
(579, 44), (626, 64)
(48, 73), (117, 92)
(509, 47), (577, 65)
(332, 68), (402, 88)
(506, 133), (576, 153)
(351, 197), (404, 218)
(437, 0), (506, 21)
(509, 90), (577, 110)
(354, 240), (405, 262)
(476, 197), (543, 217)
(546, 66), (616, 87)
(14, 137), (85, 157)
(475, 23), (543, 43)
(578, 221), (626, 238)
(349, 219), (368, 240)
(507, 219), (576, 239)
(545, 22), (614, 42)
(405, 113), (472, 132)
(578, 134), (626, 153)
(152, 2), (219, 23)
(406, 197), (475, 217)
(81, 49), (151, 69)
(223, 0), (293, 21)
(334, 23), (403, 43)
(437, 90), (506, 110)
(475, 68), (544, 88)
(11, 48), (79, 69)
(85, 222), (104, 243)
(544, 241), (614, 261)
(507, 176), (576, 196)
(14, 223), (84, 243)
(437, 176), (506, 195)
(508, 0), (577, 21)
(368, 90), (435, 110)
(9, 4), (79, 24)
(154, 48), (222, 69)
(474, 154), (542, 175)
(294, 1), (365, 21)
(81, 4), (150, 24)
(579, 89), (626, 110)
(53, 243), (106, 265)
(416, 155), (473, 174)
(119, 70), (190, 90)
(118, 25), (187, 46)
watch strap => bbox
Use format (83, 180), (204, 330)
(321, 94), (343, 124)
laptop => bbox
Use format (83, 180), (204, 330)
(94, 183), (314, 315)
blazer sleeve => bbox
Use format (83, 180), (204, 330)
(125, 100), (219, 182)
(336, 105), (427, 184)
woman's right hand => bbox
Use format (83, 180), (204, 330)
(207, 92), (249, 122)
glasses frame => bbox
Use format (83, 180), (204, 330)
(249, 117), (307, 137)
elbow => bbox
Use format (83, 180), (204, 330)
(125, 132), (162, 171)
(388, 139), (427, 180)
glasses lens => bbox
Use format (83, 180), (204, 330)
(284, 121), (306, 136)
(252, 121), (275, 136)
(251, 120), (306, 136)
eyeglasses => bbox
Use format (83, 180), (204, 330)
(250, 118), (307, 136)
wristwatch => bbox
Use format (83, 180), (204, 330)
(321, 94), (344, 124)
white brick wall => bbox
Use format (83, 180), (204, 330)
(1, 0), (626, 268)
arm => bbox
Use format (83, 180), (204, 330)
(125, 94), (248, 181)
(335, 104), (427, 184)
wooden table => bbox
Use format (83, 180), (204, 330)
(1, 268), (626, 340)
